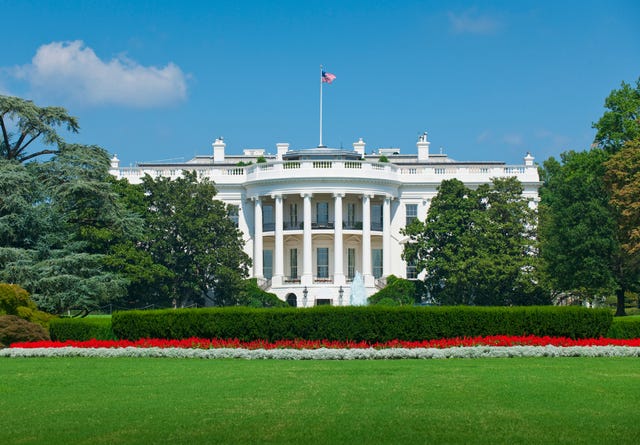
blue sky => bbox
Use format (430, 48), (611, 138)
(1, 0), (639, 166)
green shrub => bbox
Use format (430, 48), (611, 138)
(0, 315), (50, 346)
(50, 317), (115, 341)
(607, 316), (640, 339)
(368, 275), (418, 306)
(240, 279), (289, 308)
(0, 283), (54, 328)
(112, 306), (612, 342)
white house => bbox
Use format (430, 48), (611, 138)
(110, 132), (540, 307)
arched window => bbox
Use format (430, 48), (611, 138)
(286, 294), (297, 307)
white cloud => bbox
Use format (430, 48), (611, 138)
(503, 133), (523, 146)
(15, 41), (187, 107)
(448, 10), (501, 35)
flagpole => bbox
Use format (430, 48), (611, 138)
(319, 65), (323, 147)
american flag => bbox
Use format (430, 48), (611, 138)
(322, 71), (336, 83)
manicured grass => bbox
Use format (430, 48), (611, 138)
(1, 358), (639, 444)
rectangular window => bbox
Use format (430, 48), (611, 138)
(347, 248), (356, 280)
(227, 204), (239, 227)
(347, 203), (356, 227)
(316, 202), (329, 226)
(263, 205), (274, 231)
(371, 204), (383, 231)
(289, 203), (298, 228)
(372, 249), (383, 278)
(406, 204), (418, 226)
(317, 247), (329, 278)
(290, 248), (298, 280)
(406, 259), (417, 279)
(263, 250), (273, 279)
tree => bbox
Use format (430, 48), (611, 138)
(539, 77), (640, 316)
(538, 149), (635, 315)
(403, 177), (543, 306)
(0, 159), (46, 249)
(0, 144), (138, 315)
(0, 95), (79, 162)
(604, 138), (640, 257)
(141, 171), (251, 306)
(592, 77), (640, 153)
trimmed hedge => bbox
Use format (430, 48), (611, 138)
(50, 317), (115, 341)
(607, 316), (640, 339)
(112, 306), (612, 342)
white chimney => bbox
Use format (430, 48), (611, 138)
(353, 138), (366, 157)
(110, 154), (120, 170)
(109, 154), (120, 177)
(212, 137), (226, 163)
(524, 152), (535, 166)
(417, 132), (430, 161)
(276, 143), (289, 160)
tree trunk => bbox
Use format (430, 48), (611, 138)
(615, 287), (626, 317)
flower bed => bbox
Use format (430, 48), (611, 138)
(8, 335), (640, 350)
(1, 336), (640, 360)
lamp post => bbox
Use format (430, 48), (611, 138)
(303, 286), (308, 307)
(338, 286), (344, 306)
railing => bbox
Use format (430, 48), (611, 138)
(257, 278), (272, 290)
(314, 276), (333, 284)
(343, 221), (363, 230)
(283, 222), (303, 230)
(312, 221), (334, 229)
(375, 277), (387, 289)
(284, 276), (301, 283)
(266, 220), (383, 232)
(113, 160), (537, 184)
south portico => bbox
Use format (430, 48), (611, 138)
(247, 188), (396, 304)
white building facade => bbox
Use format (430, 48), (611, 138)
(110, 133), (540, 307)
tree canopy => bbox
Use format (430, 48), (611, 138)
(539, 77), (640, 315)
(140, 171), (252, 306)
(0, 95), (79, 162)
(402, 177), (544, 306)
(604, 138), (640, 258)
(0, 145), (138, 314)
(592, 77), (640, 153)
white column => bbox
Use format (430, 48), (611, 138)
(253, 196), (263, 279)
(383, 195), (391, 278)
(302, 193), (313, 285)
(333, 193), (345, 286)
(362, 193), (373, 286)
(272, 194), (284, 286)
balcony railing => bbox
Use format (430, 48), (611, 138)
(343, 221), (363, 230)
(113, 160), (538, 185)
(265, 220), (383, 232)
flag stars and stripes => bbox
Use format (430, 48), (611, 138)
(322, 70), (336, 83)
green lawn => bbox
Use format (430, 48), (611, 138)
(1, 357), (639, 444)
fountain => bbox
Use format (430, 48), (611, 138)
(349, 271), (368, 306)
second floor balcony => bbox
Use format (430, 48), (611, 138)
(264, 220), (384, 232)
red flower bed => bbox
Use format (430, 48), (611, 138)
(10, 335), (640, 350)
